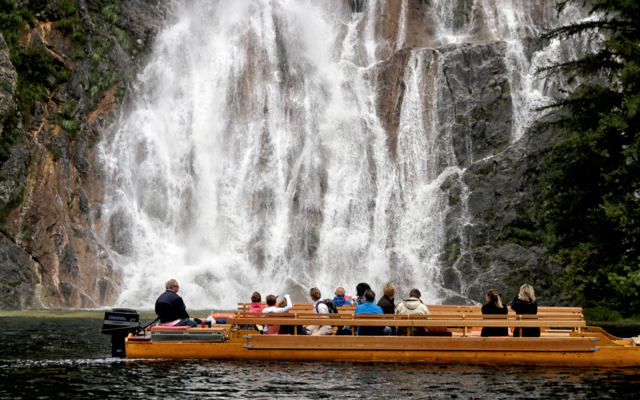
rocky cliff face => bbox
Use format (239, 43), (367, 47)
(1, 0), (571, 308)
(0, 0), (167, 308)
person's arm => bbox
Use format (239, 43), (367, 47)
(273, 294), (293, 313)
(173, 296), (189, 319)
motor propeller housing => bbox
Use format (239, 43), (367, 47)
(101, 308), (140, 357)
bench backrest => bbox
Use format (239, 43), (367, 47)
(234, 313), (586, 328)
(237, 302), (583, 315)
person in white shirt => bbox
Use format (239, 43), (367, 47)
(263, 294), (292, 314)
(262, 294), (292, 333)
(307, 287), (333, 336)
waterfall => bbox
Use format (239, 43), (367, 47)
(99, 0), (591, 309)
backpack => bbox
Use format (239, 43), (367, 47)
(315, 299), (338, 314)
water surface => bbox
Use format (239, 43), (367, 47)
(1, 314), (640, 399)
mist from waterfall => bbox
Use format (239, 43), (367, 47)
(99, 0), (589, 309)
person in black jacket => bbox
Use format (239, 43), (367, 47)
(155, 279), (197, 327)
(377, 283), (396, 314)
(481, 289), (508, 337)
(377, 283), (396, 335)
(511, 283), (540, 337)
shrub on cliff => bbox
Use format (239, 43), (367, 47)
(537, 0), (640, 315)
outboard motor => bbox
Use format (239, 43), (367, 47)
(101, 308), (140, 358)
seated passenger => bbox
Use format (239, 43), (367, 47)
(333, 287), (352, 307)
(277, 297), (308, 335)
(396, 288), (430, 336)
(248, 291), (263, 315)
(307, 288), (333, 336)
(155, 279), (197, 327)
(377, 283), (396, 314)
(354, 282), (372, 305)
(354, 290), (383, 336)
(481, 289), (508, 337)
(333, 287), (352, 335)
(511, 284), (540, 338)
(262, 293), (292, 334)
(377, 283), (396, 335)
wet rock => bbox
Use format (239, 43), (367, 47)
(441, 115), (567, 306)
(442, 293), (473, 305)
(439, 41), (513, 167)
(0, 234), (36, 309)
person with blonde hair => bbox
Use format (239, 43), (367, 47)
(377, 283), (396, 335)
(481, 289), (508, 337)
(377, 283), (396, 314)
(511, 283), (540, 337)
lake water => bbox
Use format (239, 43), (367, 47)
(1, 312), (640, 399)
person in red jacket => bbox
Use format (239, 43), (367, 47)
(248, 292), (264, 315)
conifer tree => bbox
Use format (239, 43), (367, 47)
(538, 0), (640, 314)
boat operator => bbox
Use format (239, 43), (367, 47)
(155, 279), (197, 327)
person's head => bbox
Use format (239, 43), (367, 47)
(266, 294), (277, 306)
(278, 298), (287, 308)
(409, 288), (421, 299)
(356, 282), (371, 297)
(310, 287), (321, 301)
(364, 290), (375, 302)
(486, 289), (503, 308)
(166, 279), (179, 293)
(518, 284), (536, 302)
(251, 291), (261, 303)
(335, 287), (345, 297)
(383, 283), (396, 299)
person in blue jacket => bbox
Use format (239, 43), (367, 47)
(332, 287), (352, 307)
(354, 290), (384, 335)
(154, 279), (197, 327)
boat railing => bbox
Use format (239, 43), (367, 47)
(233, 312), (587, 337)
(236, 303), (583, 316)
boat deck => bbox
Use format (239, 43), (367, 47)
(124, 308), (640, 367)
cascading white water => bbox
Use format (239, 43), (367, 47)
(99, 0), (592, 309)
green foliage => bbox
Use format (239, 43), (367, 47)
(536, 0), (640, 315)
(0, 1), (36, 48)
(473, 106), (494, 121)
(440, 240), (460, 262)
(60, 99), (77, 118)
(0, 184), (24, 239)
(110, 25), (133, 51)
(101, 4), (120, 25)
(583, 306), (623, 322)
(72, 48), (86, 61)
(61, 119), (79, 141)
(46, 142), (62, 162)
(10, 46), (60, 122)
(56, 16), (85, 49)
(501, 81), (511, 95)
(455, 115), (470, 124)
(492, 147), (506, 156)
(474, 164), (494, 176)
(0, 107), (21, 165)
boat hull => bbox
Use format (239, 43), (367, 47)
(125, 334), (640, 368)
